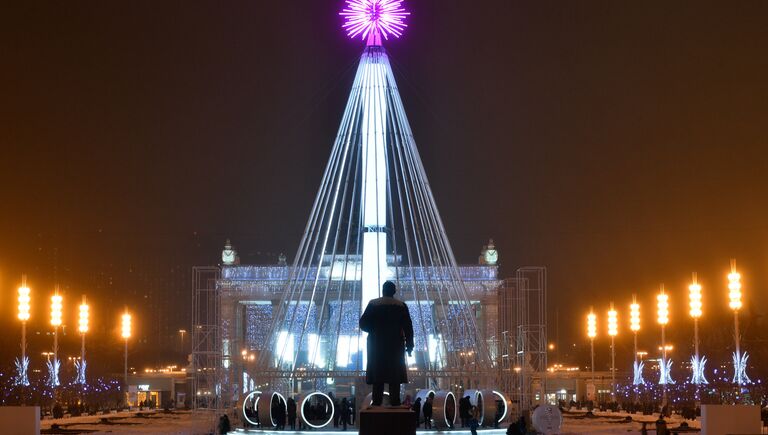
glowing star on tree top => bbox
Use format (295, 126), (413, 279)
(340, 0), (410, 45)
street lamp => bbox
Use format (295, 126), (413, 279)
(49, 290), (63, 387)
(15, 276), (31, 386)
(630, 297), (644, 385)
(688, 274), (707, 387)
(656, 286), (673, 408)
(607, 303), (618, 402)
(121, 311), (132, 389)
(179, 329), (187, 353)
(587, 309), (597, 401)
(728, 260), (750, 386)
(77, 296), (89, 384)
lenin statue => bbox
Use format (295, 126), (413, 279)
(359, 281), (414, 406)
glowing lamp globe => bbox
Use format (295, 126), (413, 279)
(689, 281), (702, 318)
(51, 294), (63, 327)
(656, 292), (669, 325)
(587, 312), (597, 339)
(607, 306), (618, 337)
(18, 284), (31, 321)
(121, 313), (132, 339)
(340, 0), (409, 44)
(629, 302), (640, 332)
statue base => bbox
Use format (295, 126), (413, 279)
(359, 406), (417, 435)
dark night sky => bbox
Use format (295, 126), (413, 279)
(1, 1), (767, 363)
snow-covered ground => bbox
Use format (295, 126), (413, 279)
(41, 410), (216, 434)
(39, 409), (767, 434)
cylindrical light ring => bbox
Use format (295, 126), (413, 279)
(300, 391), (334, 429)
(240, 390), (262, 427)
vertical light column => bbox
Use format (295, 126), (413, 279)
(587, 309), (597, 401)
(15, 276), (31, 386)
(77, 296), (89, 385)
(607, 304), (618, 403)
(688, 274), (707, 387)
(656, 287), (672, 408)
(360, 48), (389, 312)
(728, 260), (750, 386)
(122, 311), (132, 391)
(49, 290), (63, 387)
(629, 297), (644, 386)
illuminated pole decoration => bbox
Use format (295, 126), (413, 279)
(76, 296), (89, 385)
(688, 274), (707, 385)
(15, 275), (31, 386)
(587, 310), (597, 389)
(122, 311), (132, 387)
(607, 304), (618, 402)
(630, 297), (644, 385)
(656, 287), (673, 407)
(49, 289), (63, 387)
(728, 260), (751, 386)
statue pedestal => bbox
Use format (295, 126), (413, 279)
(360, 406), (416, 435)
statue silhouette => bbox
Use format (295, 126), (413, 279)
(359, 281), (414, 406)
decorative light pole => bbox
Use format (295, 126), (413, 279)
(688, 274), (707, 387)
(656, 287), (673, 408)
(49, 289), (63, 387)
(630, 297), (644, 386)
(76, 296), (89, 384)
(607, 303), (618, 403)
(587, 309), (597, 401)
(728, 260), (750, 386)
(121, 311), (132, 388)
(15, 276), (31, 386)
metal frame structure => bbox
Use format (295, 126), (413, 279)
(515, 267), (547, 415)
(191, 266), (223, 419)
(497, 267), (547, 419)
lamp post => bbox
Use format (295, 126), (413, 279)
(656, 286), (671, 409)
(49, 289), (63, 388)
(587, 309), (597, 402)
(688, 273), (707, 393)
(16, 276), (31, 386)
(121, 311), (132, 389)
(607, 303), (618, 403)
(179, 329), (187, 353)
(77, 296), (89, 384)
(630, 297), (643, 387)
(728, 260), (750, 387)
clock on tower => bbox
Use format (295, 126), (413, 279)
(222, 239), (236, 265)
(484, 239), (498, 265)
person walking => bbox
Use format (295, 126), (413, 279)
(469, 405), (480, 435)
(459, 396), (470, 427)
(341, 397), (350, 431)
(287, 397), (297, 430)
(411, 397), (422, 427)
(332, 395), (340, 428)
(423, 396), (433, 429)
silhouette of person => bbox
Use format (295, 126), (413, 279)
(359, 281), (414, 406)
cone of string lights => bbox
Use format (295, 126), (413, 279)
(76, 296), (89, 385)
(630, 296), (644, 387)
(728, 260), (751, 386)
(607, 303), (618, 402)
(15, 275), (31, 386)
(656, 286), (673, 408)
(49, 289), (63, 388)
(688, 274), (707, 389)
(587, 309), (597, 401)
(121, 311), (132, 389)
